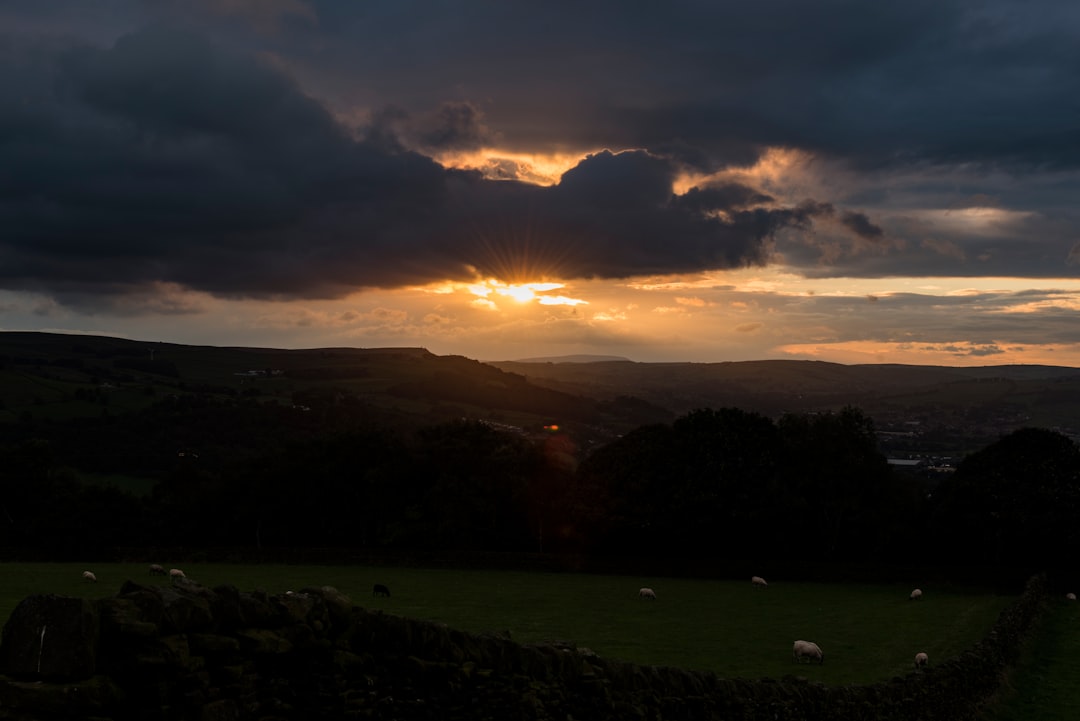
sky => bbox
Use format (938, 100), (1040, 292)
(3, 0), (1080, 365)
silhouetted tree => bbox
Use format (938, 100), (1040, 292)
(932, 427), (1080, 571)
(572, 423), (677, 555)
(777, 407), (895, 560)
(573, 408), (784, 558)
(407, 420), (538, 551)
(668, 408), (783, 554)
(221, 426), (409, 549)
(0, 439), (82, 550)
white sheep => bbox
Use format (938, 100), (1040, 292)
(81, 570), (97, 583)
(639, 587), (657, 600)
(793, 640), (824, 664)
(148, 564), (166, 576)
(914, 652), (929, 668)
(169, 568), (186, 579)
(751, 576), (768, 588)
(909, 588), (923, 601)
(1066, 592), (1076, 601)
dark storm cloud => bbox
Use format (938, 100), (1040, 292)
(0, 28), (449, 301)
(839, 212), (885, 240)
(242, 0), (1080, 172)
(3, 0), (1079, 312)
(13, 0), (1076, 173)
(0, 27), (843, 306)
(674, 184), (775, 214)
(415, 102), (497, 152)
(363, 101), (498, 154)
(427, 151), (840, 281)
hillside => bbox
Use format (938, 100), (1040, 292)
(2, 332), (1079, 461)
(2, 331), (1079, 564)
(488, 358), (1080, 455)
(0, 332), (644, 436)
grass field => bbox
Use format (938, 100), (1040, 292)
(0, 562), (1013, 686)
(983, 595), (1080, 721)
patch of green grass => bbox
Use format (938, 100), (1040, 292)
(0, 563), (1011, 686)
(983, 597), (1080, 721)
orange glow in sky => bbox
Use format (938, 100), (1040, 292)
(464, 279), (586, 307)
(434, 149), (591, 186)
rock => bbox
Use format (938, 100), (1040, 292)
(235, 628), (294, 655)
(0, 594), (99, 680)
(0, 675), (121, 717)
(98, 597), (159, 639)
(302, 585), (354, 631)
(237, 589), (278, 628)
(156, 587), (214, 634)
(189, 632), (242, 656)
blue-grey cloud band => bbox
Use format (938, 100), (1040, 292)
(1, 0), (1076, 314)
(0, 27), (872, 308)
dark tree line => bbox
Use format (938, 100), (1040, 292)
(570, 407), (906, 562)
(1, 405), (1078, 574)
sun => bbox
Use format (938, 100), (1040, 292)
(462, 279), (587, 307)
(497, 282), (563, 303)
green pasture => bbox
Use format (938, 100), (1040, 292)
(0, 563), (1013, 686)
(984, 595), (1080, 721)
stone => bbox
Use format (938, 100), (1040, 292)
(303, 585), (354, 631)
(237, 589), (278, 628)
(235, 628), (294, 655)
(0, 594), (99, 680)
(157, 585), (215, 633)
(189, 632), (242, 655)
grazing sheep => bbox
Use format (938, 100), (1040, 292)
(915, 652), (929, 668)
(909, 588), (923, 601)
(639, 587), (657, 600)
(1067, 592), (1077, 601)
(373, 583), (391, 598)
(148, 564), (166, 576)
(169, 568), (186, 579)
(793, 640), (824, 664)
(82, 571), (97, 583)
(751, 576), (768, 588)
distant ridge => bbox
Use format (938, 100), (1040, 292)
(504, 354), (632, 364)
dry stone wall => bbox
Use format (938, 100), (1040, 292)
(0, 574), (1048, 720)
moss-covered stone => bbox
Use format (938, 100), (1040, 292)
(0, 595), (99, 680)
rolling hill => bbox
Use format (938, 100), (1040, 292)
(2, 332), (1079, 458)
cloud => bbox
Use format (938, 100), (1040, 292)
(194, 0), (318, 35)
(1, 29), (858, 311)
(840, 211), (884, 239)
(1068, 242), (1080, 266)
(673, 183), (775, 212)
(3, 1), (1080, 324)
(944, 343), (1007, 357)
(415, 102), (499, 152)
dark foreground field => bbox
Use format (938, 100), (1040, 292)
(0, 562), (1013, 686)
(983, 594), (1080, 721)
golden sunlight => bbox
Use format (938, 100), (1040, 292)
(674, 147), (816, 197)
(434, 149), (592, 186)
(538, 295), (587, 306)
(775, 340), (1080, 367)
(499, 285), (539, 302)
(497, 282), (564, 302)
(914, 207), (1032, 235)
(459, 279), (587, 308)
